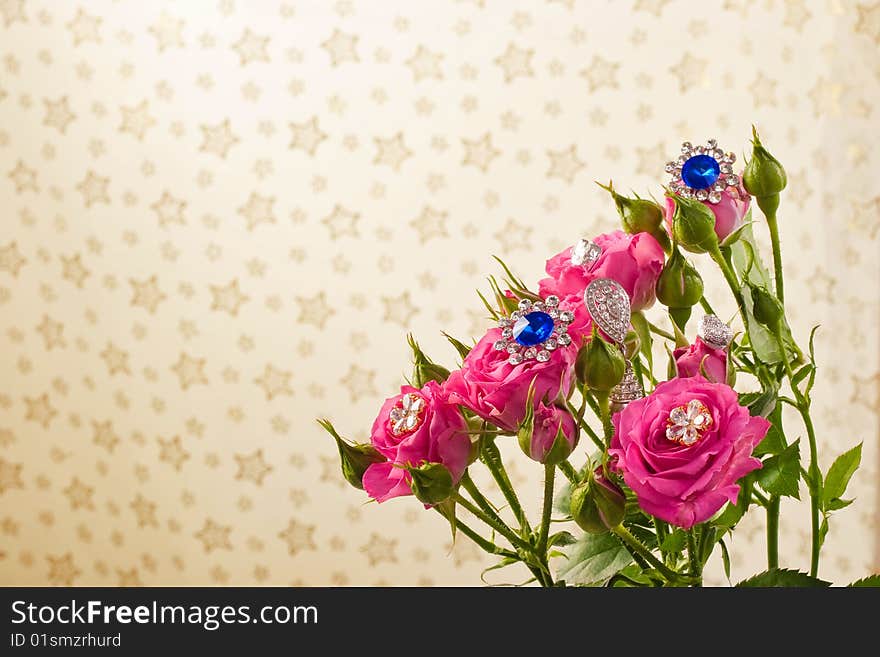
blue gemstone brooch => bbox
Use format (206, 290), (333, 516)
(666, 139), (739, 204)
(494, 296), (573, 365)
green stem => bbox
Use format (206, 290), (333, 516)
(612, 525), (699, 586)
(481, 437), (531, 535)
(460, 471), (507, 531)
(766, 495), (780, 569)
(557, 460), (578, 484)
(594, 390), (614, 448)
(686, 529), (702, 585)
(450, 514), (518, 559)
(537, 464), (555, 584)
(708, 244), (745, 321)
(565, 399), (604, 451)
(774, 331), (820, 577)
(765, 210), (784, 303)
(453, 494), (532, 553)
(646, 321), (675, 341)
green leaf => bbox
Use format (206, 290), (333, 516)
(549, 531), (577, 548)
(555, 532), (633, 586)
(719, 539), (732, 583)
(712, 501), (744, 533)
(753, 403), (785, 457)
(756, 440), (801, 499)
(736, 568), (831, 588)
(659, 529), (687, 553)
(441, 331), (472, 361)
(822, 443), (862, 510)
(791, 364), (814, 387)
(848, 575), (880, 587)
(740, 382), (779, 420)
(630, 311), (653, 372)
(826, 497), (853, 511)
(480, 557), (519, 585)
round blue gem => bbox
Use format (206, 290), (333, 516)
(512, 311), (555, 346)
(680, 154), (720, 190)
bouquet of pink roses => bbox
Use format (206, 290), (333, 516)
(320, 131), (877, 587)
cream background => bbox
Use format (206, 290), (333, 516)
(0, 0), (878, 586)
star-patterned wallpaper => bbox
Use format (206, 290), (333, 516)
(1, 0), (878, 586)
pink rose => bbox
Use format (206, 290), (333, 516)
(663, 184), (750, 243)
(363, 381), (470, 503)
(444, 328), (577, 432)
(609, 376), (769, 529)
(524, 403), (578, 463)
(673, 337), (727, 384)
(539, 230), (665, 313)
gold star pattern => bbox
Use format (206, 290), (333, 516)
(66, 8), (101, 46)
(581, 55), (619, 91)
(130, 275), (166, 314)
(289, 116), (327, 155)
(75, 170), (110, 207)
(547, 145), (585, 183)
(195, 518), (232, 553)
(339, 364), (377, 402)
(24, 394), (57, 429)
(254, 364), (293, 400)
(60, 253), (90, 287)
(0, 0), (26, 28)
(100, 342), (131, 376)
(131, 494), (158, 528)
(321, 205), (359, 239)
(170, 353), (208, 390)
(237, 193), (276, 230)
(374, 132), (413, 171)
(91, 420), (120, 453)
(381, 291), (419, 327)
(210, 279), (249, 316)
(200, 119), (239, 158)
(119, 100), (156, 140)
(855, 2), (880, 43)
(495, 43), (534, 82)
(36, 315), (66, 350)
(8, 160), (38, 193)
(410, 207), (448, 242)
(295, 292), (334, 329)
(149, 12), (185, 51)
(151, 191), (186, 227)
(0, 458), (24, 494)
(63, 477), (94, 510)
(157, 436), (190, 471)
(0, 242), (26, 277)
(669, 53), (707, 92)
(405, 45), (443, 81)
(46, 553), (80, 585)
(360, 533), (397, 566)
(462, 133), (501, 171)
(232, 28), (270, 65)
(43, 96), (76, 133)
(279, 518), (316, 555)
(321, 29), (359, 65)
(234, 449), (272, 485)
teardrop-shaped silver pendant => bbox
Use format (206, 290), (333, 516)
(584, 278), (631, 344)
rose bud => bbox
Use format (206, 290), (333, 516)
(569, 468), (626, 534)
(318, 419), (385, 491)
(655, 246), (704, 330)
(517, 398), (578, 465)
(576, 327), (626, 392)
(406, 462), (454, 506)
(599, 182), (671, 252)
(668, 193), (718, 254)
(673, 338), (728, 384)
(750, 283), (784, 330)
(743, 126), (787, 216)
(407, 334), (451, 388)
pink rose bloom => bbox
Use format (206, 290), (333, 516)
(673, 337), (727, 384)
(609, 376), (769, 529)
(525, 403), (578, 463)
(444, 328), (577, 433)
(363, 381), (469, 503)
(538, 230), (665, 313)
(663, 183), (750, 243)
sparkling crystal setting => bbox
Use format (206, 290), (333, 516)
(610, 361), (645, 413)
(389, 393), (427, 436)
(493, 296), (571, 365)
(697, 314), (734, 350)
(570, 238), (602, 268)
(584, 278), (631, 344)
(666, 139), (741, 204)
(666, 399), (713, 446)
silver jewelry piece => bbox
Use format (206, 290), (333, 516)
(697, 314), (733, 350)
(665, 138), (741, 204)
(570, 238), (601, 268)
(493, 295), (572, 366)
(584, 278), (630, 344)
(610, 361), (645, 414)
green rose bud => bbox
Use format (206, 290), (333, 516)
(318, 419), (385, 490)
(407, 334), (450, 388)
(599, 181), (671, 252)
(569, 468), (626, 534)
(655, 245), (704, 330)
(743, 126), (787, 216)
(406, 461), (454, 505)
(669, 193), (718, 254)
(750, 284), (784, 330)
(576, 327), (626, 392)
